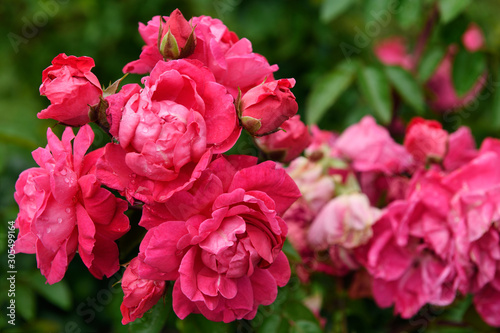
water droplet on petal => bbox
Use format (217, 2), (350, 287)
(47, 228), (52, 234)
(65, 208), (71, 214)
(142, 127), (149, 133)
(64, 178), (70, 183)
(57, 218), (62, 223)
(60, 169), (67, 176)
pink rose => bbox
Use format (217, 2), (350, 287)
(105, 83), (141, 137)
(240, 79), (299, 136)
(304, 125), (337, 157)
(97, 59), (241, 204)
(334, 116), (413, 174)
(120, 258), (166, 324)
(135, 155), (301, 322)
(124, 11), (278, 98)
(443, 126), (477, 171)
(38, 53), (102, 126)
(308, 193), (381, 251)
(374, 38), (413, 70)
(404, 117), (448, 164)
(462, 23), (485, 52)
(255, 115), (311, 162)
(14, 125), (130, 284)
(474, 279), (500, 327)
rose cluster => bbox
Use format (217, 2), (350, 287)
(283, 115), (500, 327)
(13, 9), (307, 324)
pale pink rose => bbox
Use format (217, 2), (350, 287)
(120, 258), (166, 324)
(135, 155), (301, 322)
(404, 117), (448, 164)
(334, 116), (413, 174)
(255, 115), (311, 163)
(462, 23), (485, 52)
(304, 125), (337, 157)
(124, 11), (278, 98)
(38, 53), (102, 126)
(97, 59), (241, 204)
(308, 193), (380, 250)
(14, 125), (130, 284)
(240, 79), (298, 136)
(374, 38), (413, 70)
(443, 126), (477, 171)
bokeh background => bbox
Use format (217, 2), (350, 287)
(2, 0), (500, 332)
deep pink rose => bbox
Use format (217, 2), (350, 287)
(135, 155), (301, 322)
(462, 23), (485, 52)
(97, 59), (241, 204)
(443, 126), (477, 171)
(14, 125), (130, 284)
(362, 170), (457, 318)
(404, 117), (448, 164)
(105, 83), (141, 137)
(474, 276), (500, 328)
(120, 257), (166, 324)
(255, 115), (311, 162)
(124, 12), (278, 98)
(334, 116), (413, 174)
(240, 79), (298, 136)
(374, 38), (413, 70)
(38, 53), (102, 126)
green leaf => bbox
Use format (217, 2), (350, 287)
(128, 301), (169, 333)
(257, 314), (283, 333)
(452, 49), (486, 96)
(290, 320), (323, 333)
(320, 0), (356, 23)
(385, 66), (425, 114)
(26, 271), (72, 311)
(396, 0), (423, 29)
(177, 313), (231, 333)
(306, 60), (357, 125)
(438, 0), (472, 23)
(282, 239), (302, 263)
(283, 301), (319, 323)
(16, 283), (36, 321)
(357, 66), (392, 124)
(418, 46), (446, 82)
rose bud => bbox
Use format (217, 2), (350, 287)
(158, 9), (196, 60)
(462, 23), (484, 52)
(240, 79), (298, 136)
(404, 117), (448, 165)
(38, 53), (102, 126)
(120, 258), (166, 324)
(255, 115), (311, 163)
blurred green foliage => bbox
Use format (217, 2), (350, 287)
(2, 0), (500, 332)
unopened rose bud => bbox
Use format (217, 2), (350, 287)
(240, 78), (298, 136)
(157, 9), (196, 60)
(256, 115), (311, 163)
(462, 23), (484, 52)
(404, 117), (448, 164)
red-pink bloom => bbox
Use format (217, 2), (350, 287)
(240, 79), (298, 136)
(38, 53), (102, 126)
(14, 125), (130, 284)
(135, 155), (301, 322)
(105, 83), (141, 137)
(97, 59), (241, 204)
(362, 170), (457, 318)
(255, 115), (311, 163)
(374, 38), (413, 70)
(443, 126), (477, 171)
(120, 258), (166, 325)
(462, 23), (485, 52)
(474, 274), (500, 327)
(124, 12), (278, 98)
(334, 116), (413, 174)
(404, 117), (448, 164)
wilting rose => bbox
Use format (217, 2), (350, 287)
(97, 59), (241, 204)
(38, 53), (102, 126)
(240, 79), (298, 136)
(124, 10), (278, 98)
(255, 115), (310, 163)
(404, 117), (448, 164)
(120, 258), (166, 324)
(135, 155), (301, 322)
(14, 125), (130, 284)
